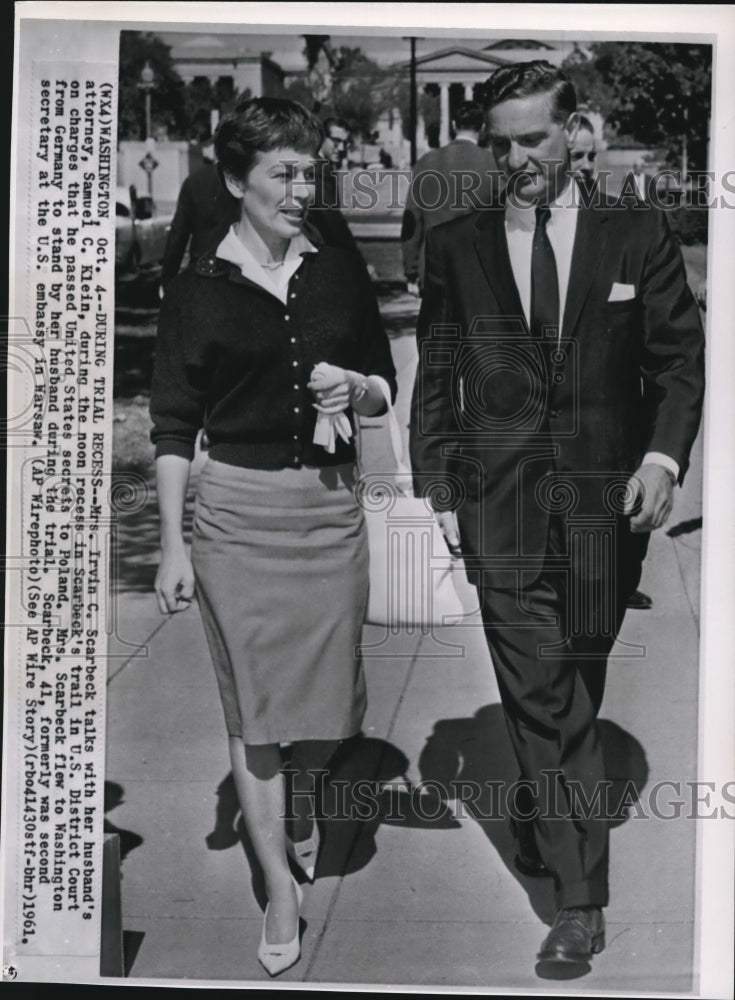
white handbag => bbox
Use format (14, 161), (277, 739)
(356, 378), (476, 631)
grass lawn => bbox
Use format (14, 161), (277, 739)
(113, 395), (156, 476)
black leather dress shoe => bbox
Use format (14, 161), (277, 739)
(509, 817), (551, 878)
(537, 906), (605, 964)
(627, 589), (653, 610)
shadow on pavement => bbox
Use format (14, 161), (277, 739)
(535, 956), (593, 980)
(417, 705), (649, 925)
(204, 734), (460, 894)
(199, 718), (647, 911)
(666, 516), (702, 538)
(122, 931), (146, 977)
(104, 780), (144, 862)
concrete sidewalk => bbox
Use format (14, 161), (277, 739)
(105, 288), (703, 991)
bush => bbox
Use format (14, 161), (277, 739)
(667, 205), (709, 245)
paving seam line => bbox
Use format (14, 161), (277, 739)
(106, 613), (173, 685)
(670, 536), (701, 635)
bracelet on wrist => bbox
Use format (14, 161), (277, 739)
(351, 375), (369, 404)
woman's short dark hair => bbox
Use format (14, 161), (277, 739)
(215, 97), (324, 181)
(482, 60), (577, 124)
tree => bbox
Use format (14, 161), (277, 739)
(118, 31), (187, 140)
(181, 77), (245, 141)
(119, 32), (253, 142)
(560, 44), (616, 118)
(562, 42), (712, 171)
(330, 47), (390, 135)
(285, 38), (407, 138)
(301, 34), (342, 110)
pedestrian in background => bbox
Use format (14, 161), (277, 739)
(321, 116), (350, 170)
(632, 158), (653, 201)
(309, 116), (364, 255)
(401, 101), (498, 296)
(159, 141), (239, 291)
(569, 113), (597, 184)
(149, 96), (397, 978)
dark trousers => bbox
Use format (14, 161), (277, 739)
(479, 515), (648, 908)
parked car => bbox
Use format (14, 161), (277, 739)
(115, 185), (173, 274)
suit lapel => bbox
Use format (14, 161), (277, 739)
(473, 200), (612, 337)
(562, 203), (609, 338)
(474, 210), (526, 325)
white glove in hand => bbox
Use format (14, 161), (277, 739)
(310, 362), (354, 453)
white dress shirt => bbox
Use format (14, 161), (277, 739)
(504, 176), (578, 337)
(216, 218), (318, 305)
(504, 180), (679, 482)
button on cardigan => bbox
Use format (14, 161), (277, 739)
(150, 245), (398, 469)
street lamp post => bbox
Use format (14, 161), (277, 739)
(137, 60), (155, 141)
(403, 36), (420, 166)
(409, 37), (417, 166)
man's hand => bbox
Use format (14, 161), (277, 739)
(435, 510), (461, 554)
(406, 280), (420, 298)
(623, 464), (675, 533)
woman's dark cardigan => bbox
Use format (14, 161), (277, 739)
(150, 244), (398, 470)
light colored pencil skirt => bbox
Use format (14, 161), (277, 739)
(191, 458), (368, 744)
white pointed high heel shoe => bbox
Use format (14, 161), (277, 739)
(257, 876), (303, 977)
(285, 820), (321, 882)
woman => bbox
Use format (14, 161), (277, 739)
(149, 97), (397, 977)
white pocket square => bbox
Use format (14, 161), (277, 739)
(608, 282), (636, 302)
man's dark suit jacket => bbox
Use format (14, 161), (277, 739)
(401, 139), (498, 285)
(308, 159), (363, 256)
(409, 195), (705, 585)
(160, 162), (240, 288)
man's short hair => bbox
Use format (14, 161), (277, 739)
(482, 60), (577, 124)
(453, 101), (484, 133)
(323, 116), (350, 136)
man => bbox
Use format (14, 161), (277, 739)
(321, 116), (350, 169)
(632, 158), (653, 201)
(309, 116), (363, 256)
(569, 113), (597, 183)
(401, 101), (498, 296)
(159, 142), (239, 291)
(570, 117), (654, 613)
(410, 61), (704, 976)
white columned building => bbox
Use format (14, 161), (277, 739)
(160, 32), (286, 99)
(396, 41), (565, 160)
(398, 46), (507, 156)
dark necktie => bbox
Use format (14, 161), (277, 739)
(530, 206), (559, 346)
